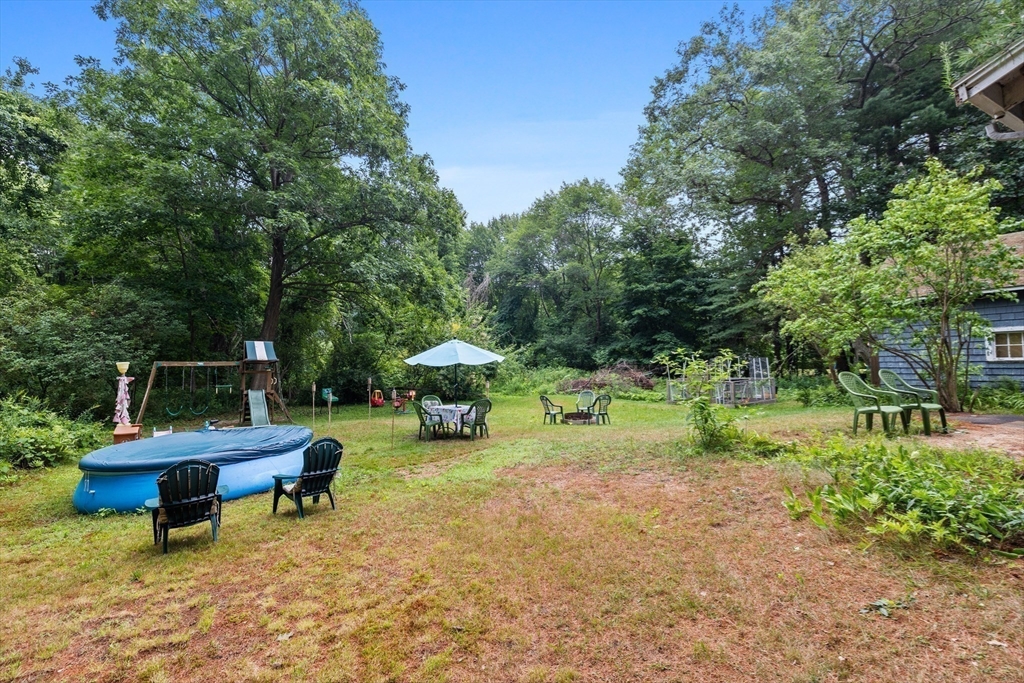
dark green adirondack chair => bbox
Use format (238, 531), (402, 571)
(146, 459), (225, 554)
(273, 437), (343, 519)
(462, 399), (491, 440)
(595, 394), (612, 425)
(540, 395), (563, 424)
(879, 369), (948, 436)
(837, 372), (908, 436)
(411, 400), (443, 441)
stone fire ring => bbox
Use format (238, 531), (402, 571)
(563, 412), (596, 425)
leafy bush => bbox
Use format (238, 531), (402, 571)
(490, 365), (577, 396)
(784, 440), (1024, 553)
(0, 394), (106, 476)
(963, 378), (1024, 415)
(777, 375), (849, 407)
(686, 396), (742, 451)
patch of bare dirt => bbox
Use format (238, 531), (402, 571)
(928, 414), (1024, 460)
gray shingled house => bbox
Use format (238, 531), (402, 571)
(878, 231), (1024, 390)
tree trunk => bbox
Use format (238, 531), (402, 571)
(937, 370), (962, 413)
(259, 235), (286, 341)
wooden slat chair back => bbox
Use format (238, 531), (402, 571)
(879, 369), (948, 435)
(576, 390), (596, 414)
(411, 401), (442, 441)
(153, 459), (222, 554)
(273, 437), (343, 519)
(595, 394), (612, 424)
(837, 372), (907, 435)
(463, 399), (492, 440)
(540, 395), (563, 424)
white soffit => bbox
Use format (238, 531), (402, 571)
(953, 39), (1024, 139)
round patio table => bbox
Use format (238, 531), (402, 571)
(427, 404), (475, 434)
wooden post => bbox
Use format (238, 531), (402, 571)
(327, 388), (332, 427)
(391, 388), (397, 448)
(368, 377), (372, 422)
(135, 362), (159, 424)
(312, 382), (316, 432)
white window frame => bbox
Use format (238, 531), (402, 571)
(986, 326), (1024, 362)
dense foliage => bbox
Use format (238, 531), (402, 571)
(758, 160), (1024, 410)
(1, 0), (1022, 420)
(785, 440), (1024, 553)
(0, 394), (105, 481)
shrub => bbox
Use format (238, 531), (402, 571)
(777, 375), (849, 407)
(963, 378), (1024, 415)
(0, 394), (106, 474)
(686, 396), (742, 451)
(784, 440), (1024, 553)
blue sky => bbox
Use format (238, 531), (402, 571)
(0, 0), (770, 223)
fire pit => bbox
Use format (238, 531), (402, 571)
(563, 412), (596, 425)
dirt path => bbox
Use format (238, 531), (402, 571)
(926, 413), (1024, 460)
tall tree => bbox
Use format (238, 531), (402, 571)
(624, 0), (1002, 362)
(758, 160), (1024, 411)
(80, 0), (463, 341)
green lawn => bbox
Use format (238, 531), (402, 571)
(1, 397), (1020, 682)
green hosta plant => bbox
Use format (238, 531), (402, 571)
(784, 440), (1024, 552)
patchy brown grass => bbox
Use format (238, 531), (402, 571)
(1, 396), (1021, 682)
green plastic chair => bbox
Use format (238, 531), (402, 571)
(462, 399), (491, 440)
(411, 401), (443, 441)
(595, 394), (612, 424)
(576, 390), (596, 414)
(540, 395), (563, 424)
(879, 369), (948, 436)
(837, 372), (908, 436)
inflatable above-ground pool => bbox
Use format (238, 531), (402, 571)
(73, 426), (313, 513)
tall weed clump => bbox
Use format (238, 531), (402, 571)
(0, 394), (106, 482)
(784, 440), (1024, 554)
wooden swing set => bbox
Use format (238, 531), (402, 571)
(135, 341), (292, 425)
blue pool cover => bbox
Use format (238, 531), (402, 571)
(74, 426), (313, 513)
(79, 426), (311, 472)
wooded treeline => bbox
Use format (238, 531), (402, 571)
(1, 0), (1021, 415)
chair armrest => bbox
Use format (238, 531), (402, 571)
(217, 485), (229, 496)
(889, 387), (922, 404)
(873, 389), (901, 406)
(144, 497), (160, 510)
(272, 473), (298, 482)
(848, 390), (881, 409)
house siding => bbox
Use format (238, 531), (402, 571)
(877, 291), (1024, 390)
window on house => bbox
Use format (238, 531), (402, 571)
(992, 331), (1024, 360)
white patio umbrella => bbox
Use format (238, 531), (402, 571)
(404, 339), (504, 406)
